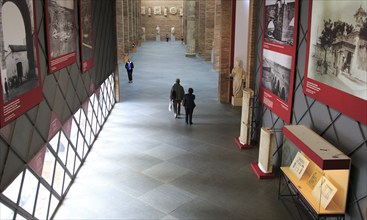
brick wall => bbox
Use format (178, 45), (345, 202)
(218, 0), (232, 103)
(204, 0), (214, 61)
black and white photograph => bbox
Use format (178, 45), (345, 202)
(80, 0), (93, 73)
(48, 0), (75, 58)
(307, 1), (367, 101)
(1, 0), (40, 102)
(46, 0), (76, 72)
(264, 0), (296, 46)
(262, 49), (292, 102)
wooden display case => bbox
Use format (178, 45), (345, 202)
(279, 125), (351, 219)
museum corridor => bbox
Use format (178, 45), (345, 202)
(53, 41), (310, 220)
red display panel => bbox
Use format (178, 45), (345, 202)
(0, 0), (43, 127)
(259, 0), (299, 124)
(45, 0), (77, 73)
(79, 0), (94, 73)
(304, 1), (367, 125)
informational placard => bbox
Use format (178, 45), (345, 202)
(290, 151), (310, 180)
(304, 1), (367, 125)
(0, 0), (43, 128)
(45, 0), (77, 73)
(259, 0), (299, 124)
(312, 176), (338, 209)
(79, 0), (94, 73)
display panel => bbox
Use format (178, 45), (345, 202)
(259, 0), (299, 124)
(0, 0), (43, 127)
(79, 0), (93, 73)
(45, 0), (77, 73)
(304, 1), (367, 125)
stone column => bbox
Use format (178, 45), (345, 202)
(116, 0), (124, 61)
(213, 0), (221, 70)
(123, 0), (129, 54)
(185, 0), (196, 57)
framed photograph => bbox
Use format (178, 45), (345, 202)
(79, 0), (93, 73)
(290, 151), (310, 180)
(0, 0), (43, 127)
(304, 1), (367, 124)
(259, 0), (299, 124)
(45, 0), (77, 73)
(264, 0), (296, 46)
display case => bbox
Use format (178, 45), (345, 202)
(279, 125), (351, 219)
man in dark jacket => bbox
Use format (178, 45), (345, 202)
(170, 78), (185, 118)
(182, 88), (196, 125)
(125, 59), (134, 83)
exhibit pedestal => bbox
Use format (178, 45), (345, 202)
(250, 162), (275, 179)
(234, 137), (252, 150)
(171, 35), (175, 41)
(231, 96), (242, 107)
(235, 88), (254, 149)
(156, 35), (160, 41)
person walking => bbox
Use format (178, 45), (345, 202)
(125, 58), (134, 83)
(170, 78), (185, 118)
(182, 88), (196, 125)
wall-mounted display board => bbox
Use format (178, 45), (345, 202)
(279, 125), (351, 219)
(303, 1), (367, 125)
(79, 0), (94, 73)
(45, 0), (77, 73)
(259, 0), (299, 124)
(0, 0), (43, 128)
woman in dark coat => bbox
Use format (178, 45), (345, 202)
(182, 88), (196, 125)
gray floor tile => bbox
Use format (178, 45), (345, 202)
(170, 198), (230, 220)
(138, 184), (196, 214)
(142, 161), (190, 183)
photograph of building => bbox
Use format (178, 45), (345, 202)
(307, 2), (367, 100)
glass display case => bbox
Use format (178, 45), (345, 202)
(279, 125), (351, 219)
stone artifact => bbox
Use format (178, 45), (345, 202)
(230, 57), (244, 98)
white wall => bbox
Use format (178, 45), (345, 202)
(234, 0), (250, 72)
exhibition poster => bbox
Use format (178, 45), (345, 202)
(45, 0), (77, 73)
(79, 0), (94, 73)
(0, 0), (43, 127)
(304, 1), (367, 125)
(259, 0), (299, 124)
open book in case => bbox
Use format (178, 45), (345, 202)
(279, 125), (351, 219)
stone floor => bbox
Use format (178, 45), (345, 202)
(53, 41), (311, 220)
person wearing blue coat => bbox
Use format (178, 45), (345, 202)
(182, 88), (196, 125)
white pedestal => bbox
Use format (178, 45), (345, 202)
(156, 35), (160, 41)
(238, 88), (254, 145)
(171, 35), (175, 41)
(231, 96), (242, 106)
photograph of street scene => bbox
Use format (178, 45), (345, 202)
(1, 0), (40, 102)
(47, 0), (75, 59)
(307, 1), (367, 101)
(262, 49), (292, 102)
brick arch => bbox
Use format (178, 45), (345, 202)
(2, 0), (36, 78)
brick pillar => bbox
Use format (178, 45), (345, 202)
(123, 0), (129, 55)
(116, 0), (124, 61)
(218, 0), (233, 103)
(213, 0), (221, 70)
(128, 0), (133, 49)
(204, 0), (214, 61)
(197, 0), (205, 56)
(246, 0), (259, 90)
(137, 1), (142, 46)
(186, 0), (196, 57)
